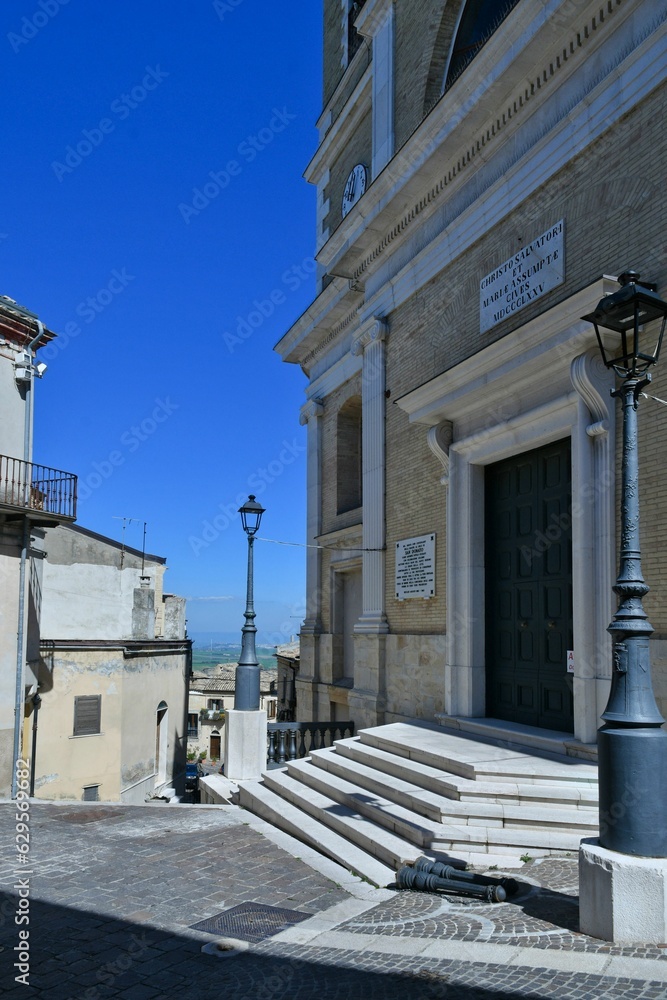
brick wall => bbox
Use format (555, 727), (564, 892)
(387, 82), (667, 400)
(321, 374), (364, 536)
(381, 79), (667, 632)
(323, 109), (372, 239)
(384, 398), (447, 633)
(394, 0), (451, 151)
(324, 0), (344, 105)
(336, 395), (363, 513)
(628, 361), (667, 636)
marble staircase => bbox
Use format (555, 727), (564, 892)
(238, 720), (599, 888)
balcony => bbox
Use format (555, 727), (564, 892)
(0, 455), (77, 522)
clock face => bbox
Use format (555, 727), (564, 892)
(341, 164), (367, 218)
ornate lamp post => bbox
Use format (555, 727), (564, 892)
(582, 270), (667, 857)
(235, 495), (265, 712)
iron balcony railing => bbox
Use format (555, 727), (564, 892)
(266, 721), (355, 768)
(0, 454), (77, 519)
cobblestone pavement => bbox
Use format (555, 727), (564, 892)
(1, 802), (666, 999)
(340, 857), (667, 959)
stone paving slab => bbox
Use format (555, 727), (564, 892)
(0, 801), (666, 998)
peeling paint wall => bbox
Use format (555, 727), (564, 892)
(34, 650), (123, 800)
(40, 525), (166, 640)
(34, 647), (188, 803)
(35, 523), (188, 802)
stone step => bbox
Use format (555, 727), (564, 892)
(261, 766), (426, 870)
(237, 721), (600, 884)
(260, 766), (538, 868)
(334, 738), (598, 808)
(237, 779), (396, 888)
(284, 756), (589, 855)
(310, 747), (597, 832)
(285, 756), (449, 847)
(311, 746), (461, 822)
(360, 722), (599, 785)
(431, 821), (585, 853)
(435, 715), (597, 762)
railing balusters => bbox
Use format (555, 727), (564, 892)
(0, 454), (77, 519)
(276, 729), (286, 764)
(266, 720), (355, 768)
(267, 730), (277, 766)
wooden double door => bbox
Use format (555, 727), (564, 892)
(485, 439), (574, 732)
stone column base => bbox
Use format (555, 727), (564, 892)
(579, 837), (667, 943)
(224, 710), (267, 781)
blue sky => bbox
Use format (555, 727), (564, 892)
(2, 0), (322, 642)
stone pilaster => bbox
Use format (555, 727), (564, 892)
(299, 399), (324, 636)
(296, 399), (324, 723)
(570, 348), (616, 741)
(355, 0), (394, 178)
(352, 317), (388, 635)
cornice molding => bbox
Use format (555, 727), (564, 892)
(319, 0), (636, 282)
(301, 303), (361, 369)
(306, 67), (372, 184)
(396, 278), (616, 425)
(273, 275), (351, 363)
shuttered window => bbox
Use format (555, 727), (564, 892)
(73, 695), (101, 736)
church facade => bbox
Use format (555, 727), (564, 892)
(275, 0), (667, 746)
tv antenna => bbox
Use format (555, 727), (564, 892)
(112, 516), (147, 572)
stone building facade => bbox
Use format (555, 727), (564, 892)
(276, 0), (667, 744)
(188, 665), (277, 762)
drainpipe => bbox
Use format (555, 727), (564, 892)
(11, 321), (43, 799)
(29, 693), (41, 797)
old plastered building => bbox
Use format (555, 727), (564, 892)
(0, 295), (77, 797)
(188, 665), (277, 761)
(275, 0), (667, 747)
(34, 525), (191, 803)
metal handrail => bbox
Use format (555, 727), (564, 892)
(0, 454), (77, 519)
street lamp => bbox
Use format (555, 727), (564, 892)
(235, 495), (265, 712)
(582, 270), (667, 857)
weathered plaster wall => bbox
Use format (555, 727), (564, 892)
(120, 652), (189, 803)
(34, 649), (123, 801)
(41, 526), (165, 640)
(34, 647), (188, 803)
(0, 346), (28, 460)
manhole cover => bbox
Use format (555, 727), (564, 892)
(191, 902), (312, 943)
(50, 809), (125, 824)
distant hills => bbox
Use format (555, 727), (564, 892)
(189, 633), (279, 671)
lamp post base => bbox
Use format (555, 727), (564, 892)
(224, 709), (267, 781)
(580, 838), (667, 943)
(598, 725), (667, 856)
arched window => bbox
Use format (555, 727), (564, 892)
(337, 396), (362, 514)
(444, 0), (521, 92)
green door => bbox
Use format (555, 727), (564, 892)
(485, 439), (574, 732)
